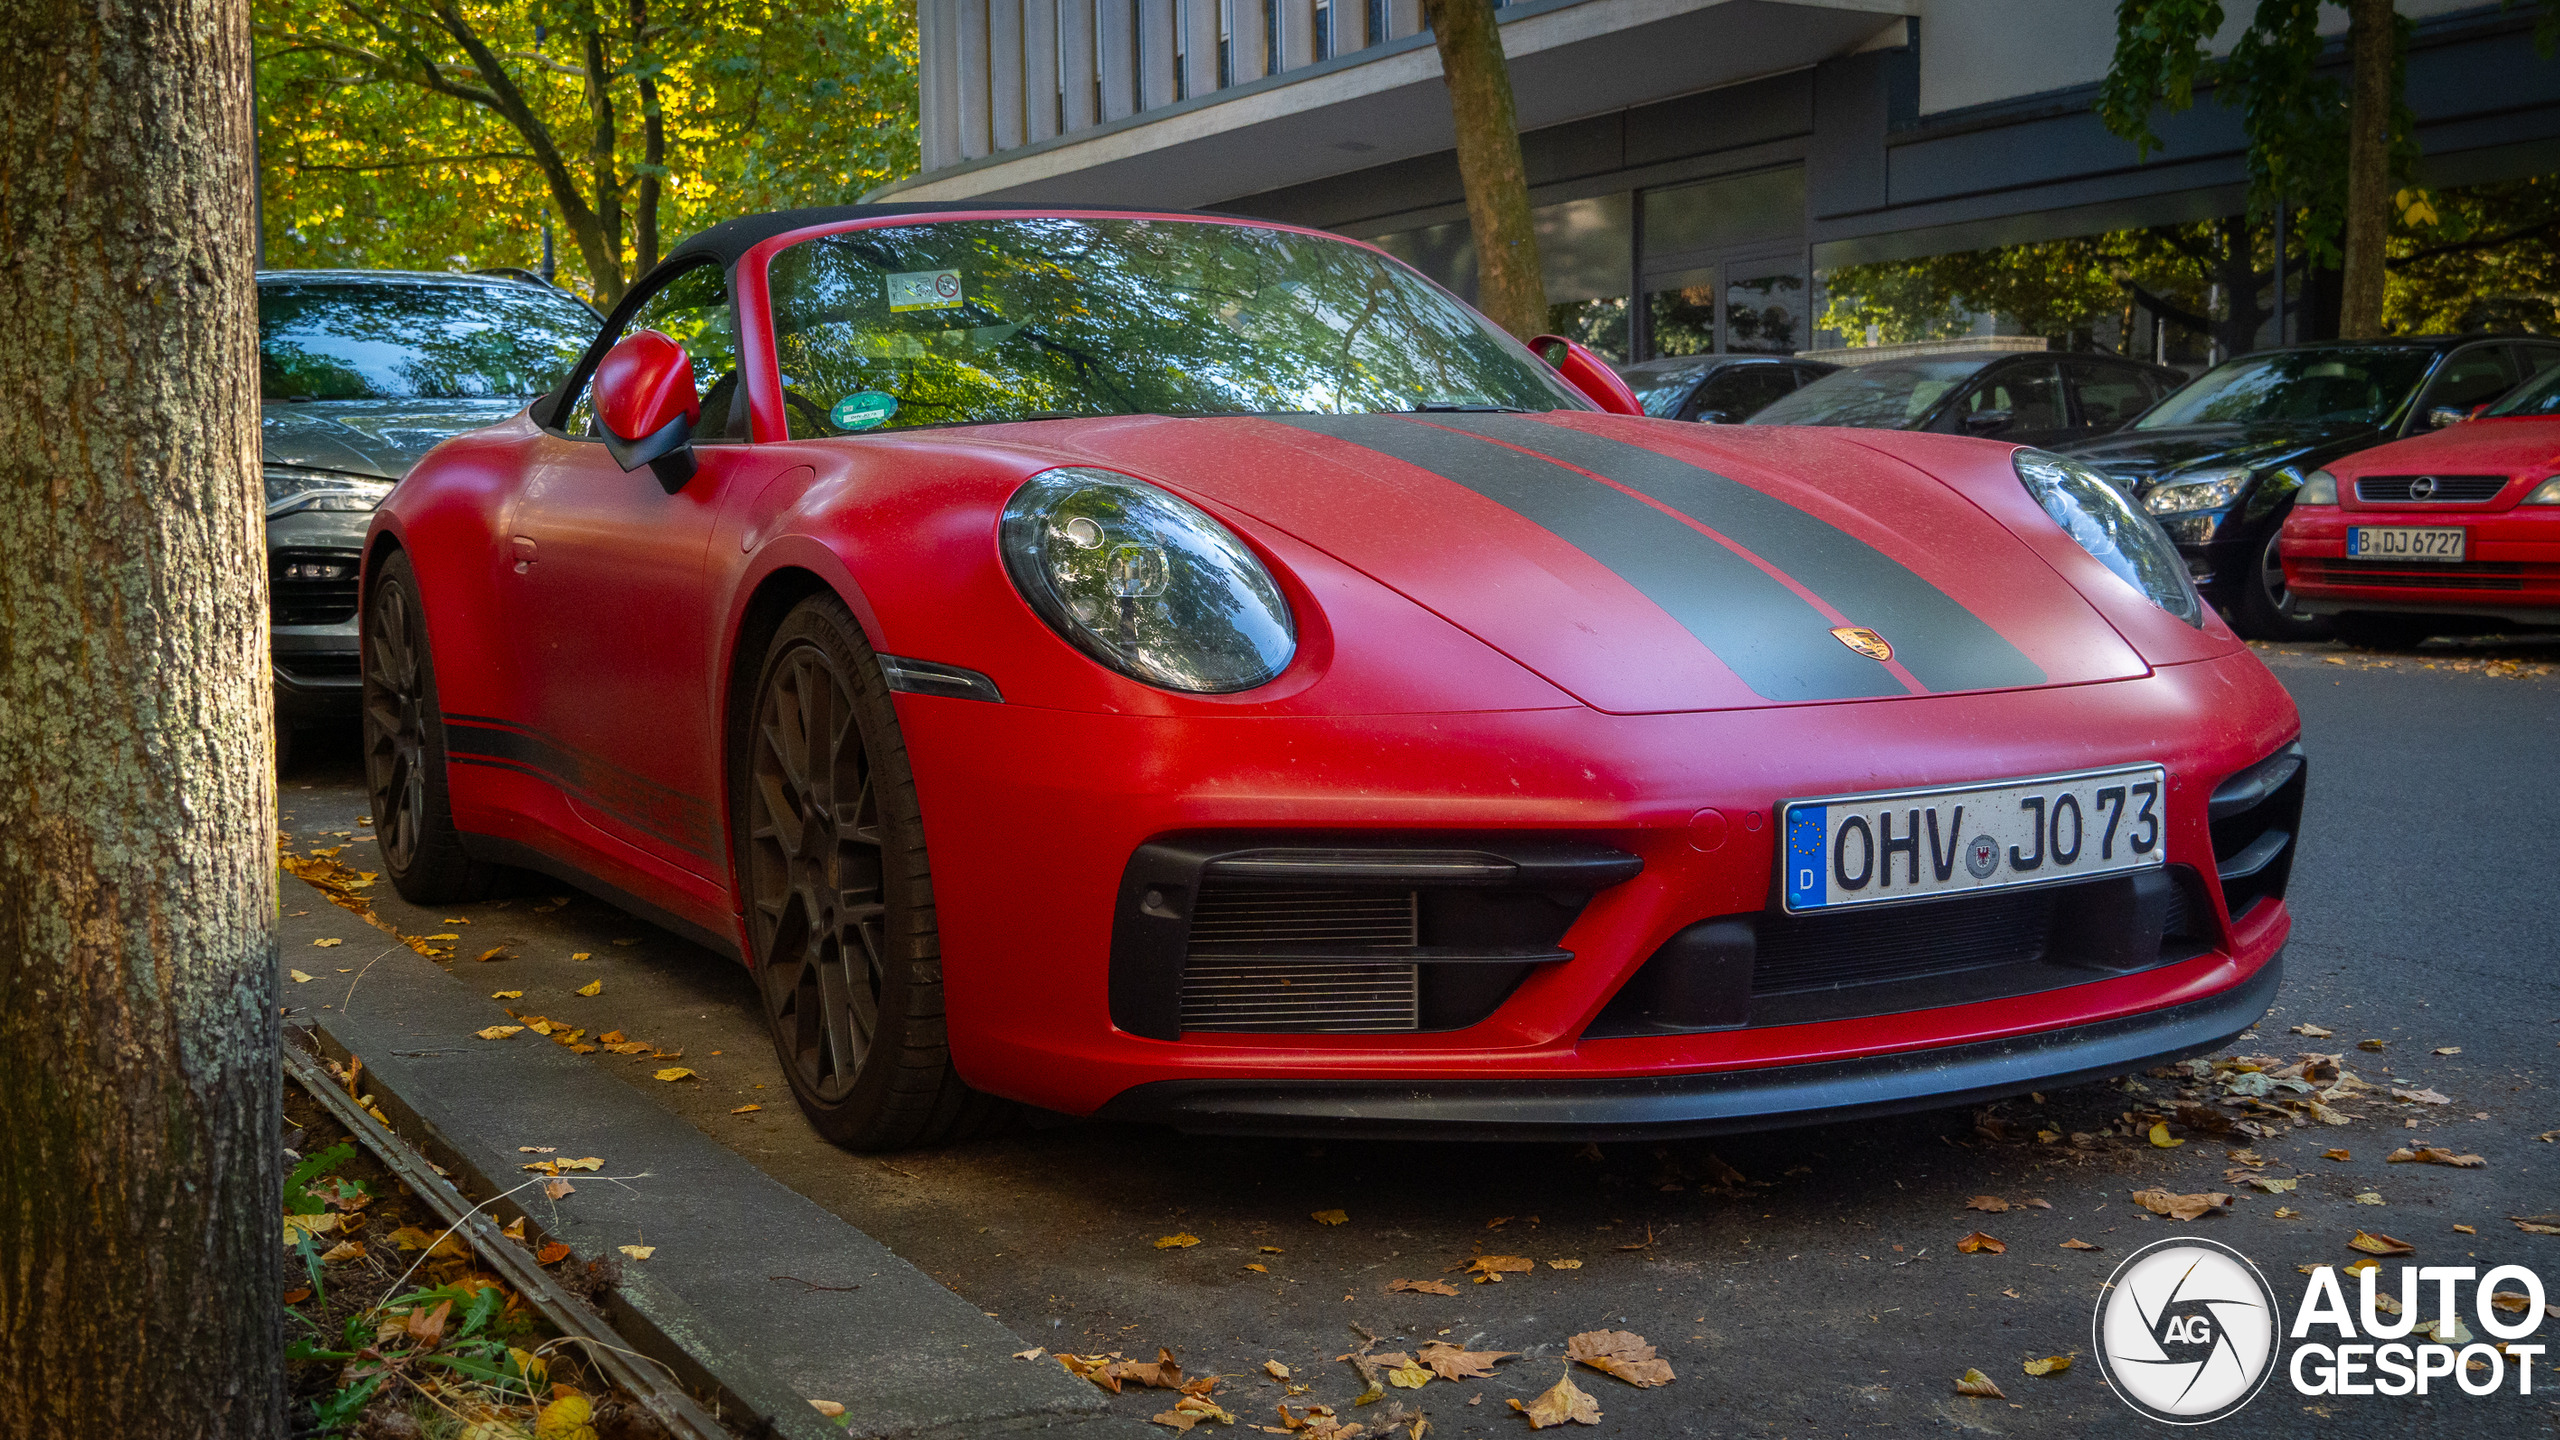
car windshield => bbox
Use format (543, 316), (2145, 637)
(260, 279), (599, 401)
(1621, 362), (1709, 419)
(2485, 363), (2560, 416)
(763, 217), (1584, 435)
(1743, 359), (1982, 428)
(2133, 347), (2435, 429)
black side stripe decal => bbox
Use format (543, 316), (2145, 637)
(442, 713), (716, 858)
(1434, 415), (2046, 694)
(1268, 414), (1904, 702)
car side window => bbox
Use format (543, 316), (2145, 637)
(562, 262), (748, 442)
(1948, 362), (2065, 432)
(2513, 344), (2560, 379)
(1695, 366), (1796, 421)
(2417, 347), (2518, 417)
(2064, 360), (2155, 427)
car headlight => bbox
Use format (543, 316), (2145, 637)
(2296, 469), (2339, 506)
(2143, 468), (2251, 515)
(2014, 449), (2205, 628)
(2523, 477), (2560, 505)
(1000, 467), (1297, 693)
(266, 468), (393, 518)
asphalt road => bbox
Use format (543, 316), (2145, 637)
(280, 636), (2560, 1439)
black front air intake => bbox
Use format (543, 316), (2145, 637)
(271, 548), (363, 626)
(1109, 834), (1642, 1039)
(2207, 740), (2304, 924)
(1587, 865), (2218, 1035)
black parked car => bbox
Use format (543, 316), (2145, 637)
(1743, 347), (2183, 449)
(1615, 354), (1839, 422)
(2058, 335), (2560, 638)
(261, 270), (599, 751)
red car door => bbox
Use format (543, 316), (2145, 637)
(500, 261), (778, 888)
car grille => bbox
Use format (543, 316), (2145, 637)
(277, 653), (362, 681)
(272, 548), (362, 626)
(2355, 474), (2507, 503)
(2296, 560), (2541, 592)
(1177, 885), (1419, 1033)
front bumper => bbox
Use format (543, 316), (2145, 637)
(267, 507), (370, 723)
(2281, 504), (2560, 626)
(1099, 953), (2281, 1139)
(896, 647), (2298, 1122)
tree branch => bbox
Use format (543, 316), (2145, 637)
(280, 152), (536, 173)
(2389, 214), (2560, 267)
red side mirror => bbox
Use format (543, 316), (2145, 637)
(593, 329), (701, 490)
(1528, 334), (1644, 416)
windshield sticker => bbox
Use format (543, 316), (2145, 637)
(887, 269), (964, 312)
(830, 391), (899, 432)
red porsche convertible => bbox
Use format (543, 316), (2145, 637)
(364, 205), (2302, 1149)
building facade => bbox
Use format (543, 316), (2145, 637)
(875, 0), (2560, 359)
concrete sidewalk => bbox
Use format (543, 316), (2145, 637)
(277, 880), (1149, 1440)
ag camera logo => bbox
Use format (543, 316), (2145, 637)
(2092, 1237), (2282, 1423)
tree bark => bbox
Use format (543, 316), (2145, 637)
(0, 0), (281, 1435)
(1420, 0), (1546, 340)
(633, 0), (665, 277)
(2340, 0), (2394, 339)
(582, 25), (627, 294)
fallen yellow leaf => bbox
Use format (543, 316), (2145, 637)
(1565, 1330), (1674, 1387)
(807, 1400), (844, 1417)
(1548, 1258), (1582, 1269)
(2060, 1239), (2101, 1251)
(731, 1103), (762, 1114)
(288, 969), (316, 984)
(571, 952), (592, 960)
(1264, 1361), (1290, 1380)
(491, 990), (523, 999)
(1388, 1278), (1458, 1296)
(1244, 1263), (1268, 1273)
(1955, 1368), (2006, 1398)
(576, 980), (602, 997)
(543, 1179), (574, 1200)
(2349, 1230), (2415, 1256)
(555, 1157), (602, 1171)
(618, 1244), (654, 1261)
(2148, 1121), (2184, 1149)
(281, 1213), (339, 1246)
(476, 946), (508, 962)
(1511, 1370), (1601, 1428)
(311, 939), (343, 949)
(1311, 1209), (1348, 1226)
(475, 1025), (524, 1040)
(653, 1067), (697, 1082)
(1957, 1231), (2006, 1255)
(1155, 1233), (1202, 1249)
(2130, 1188), (2231, 1221)
(318, 1239), (366, 1263)
(2023, 1355), (2071, 1377)
(534, 1393), (595, 1440)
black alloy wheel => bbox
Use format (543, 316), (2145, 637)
(362, 550), (501, 902)
(2236, 520), (2332, 641)
(738, 594), (1003, 1150)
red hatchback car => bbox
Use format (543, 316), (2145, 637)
(364, 205), (2302, 1150)
(2280, 363), (2560, 647)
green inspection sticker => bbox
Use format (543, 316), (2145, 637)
(830, 391), (898, 432)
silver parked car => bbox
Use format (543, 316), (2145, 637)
(261, 270), (598, 753)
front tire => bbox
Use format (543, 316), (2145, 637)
(2235, 521), (2331, 641)
(363, 550), (505, 904)
(735, 594), (1003, 1151)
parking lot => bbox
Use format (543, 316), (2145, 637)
(278, 637), (2558, 1439)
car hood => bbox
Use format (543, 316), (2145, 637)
(2330, 416), (2560, 477)
(2059, 421), (2375, 490)
(1019, 412), (2151, 715)
(261, 398), (528, 480)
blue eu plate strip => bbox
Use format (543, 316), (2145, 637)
(1785, 805), (1828, 911)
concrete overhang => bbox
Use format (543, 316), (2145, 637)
(873, 0), (1914, 209)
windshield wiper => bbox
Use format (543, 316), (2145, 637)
(1397, 403), (1534, 414)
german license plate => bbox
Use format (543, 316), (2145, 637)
(2347, 526), (2464, 562)
(1781, 765), (2167, 914)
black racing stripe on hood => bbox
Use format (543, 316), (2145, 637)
(1434, 415), (2047, 694)
(1268, 414), (1904, 702)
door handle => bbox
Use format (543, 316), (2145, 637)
(512, 536), (537, 574)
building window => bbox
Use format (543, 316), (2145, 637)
(1218, 0), (1233, 88)
(1314, 0), (1332, 58)
(1264, 0), (1280, 74)
(1366, 0), (1384, 45)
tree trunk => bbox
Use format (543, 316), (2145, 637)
(583, 26), (627, 294)
(633, 0), (665, 277)
(0, 0), (280, 1437)
(1420, 0), (1546, 340)
(2208, 217), (2272, 357)
(2340, 0), (2394, 339)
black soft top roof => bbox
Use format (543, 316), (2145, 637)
(661, 202), (1256, 271)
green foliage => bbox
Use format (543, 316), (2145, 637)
(2097, 1), (2416, 267)
(255, 0), (918, 300)
(2386, 176), (2560, 333)
(283, 1141), (359, 1216)
(1820, 231), (2211, 346)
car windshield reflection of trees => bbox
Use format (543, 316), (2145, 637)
(260, 282), (597, 401)
(2134, 348), (2437, 430)
(766, 218), (1579, 435)
(1750, 359), (1981, 428)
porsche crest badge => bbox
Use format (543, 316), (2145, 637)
(1830, 626), (1894, 662)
